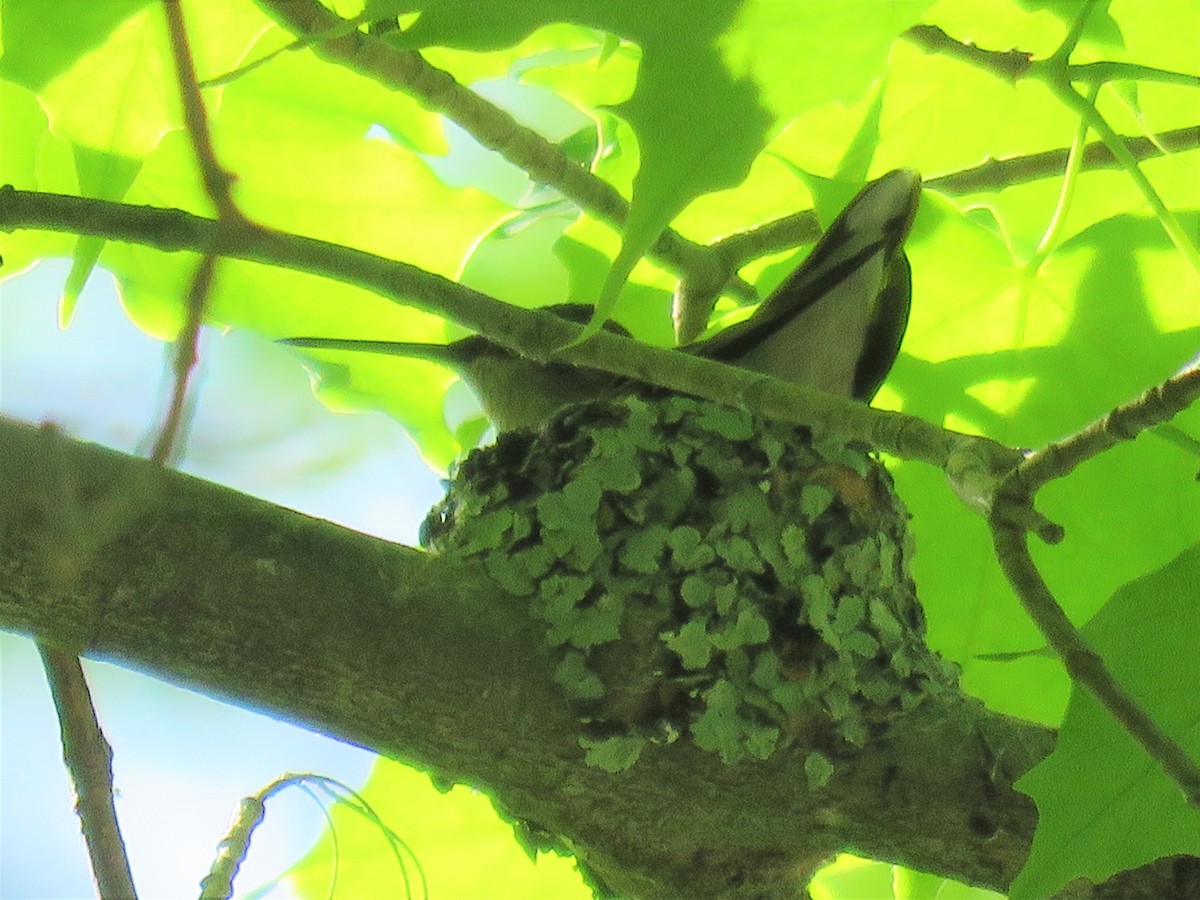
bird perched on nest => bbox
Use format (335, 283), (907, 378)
(280, 169), (921, 432)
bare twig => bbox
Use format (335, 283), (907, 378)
(38, 645), (139, 900)
(903, 19), (1200, 276)
(0, 186), (1023, 485)
(931, 125), (1200, 193)
(152, 0), (250, 465)
(34, 7), (254, 898)
(250, 0), (753, 303)
(903, 24), (1034, 82)
(990, 523), (1200, 808)
(713, 125), (1200, 268)
(991, 361), (1200, 807)
(163, 0), (240, 223)
(906, 21), (1200, 91)
(1013, 361), (1200, 496)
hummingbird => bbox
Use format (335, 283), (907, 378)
(280, 169), (921, 432)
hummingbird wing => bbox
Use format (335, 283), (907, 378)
(691, 168), (921, 401)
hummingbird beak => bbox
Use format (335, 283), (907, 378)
(276, 335), (477, 370)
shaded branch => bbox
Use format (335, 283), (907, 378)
(990, 361), (1200, 808)
(713, 125), (1200, 268)
(0, 416), (1066, 895)
(5, 416), (1197, 897)
(0, 186), (1020, 494)
(37, 644), (138, 900)
(250, 0), (753, 302)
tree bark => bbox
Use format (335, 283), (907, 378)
(1, 417), (1194, 897)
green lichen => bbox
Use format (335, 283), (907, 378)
(422, 392), (958, 771)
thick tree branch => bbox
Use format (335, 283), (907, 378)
(6, 417), (1199, 897)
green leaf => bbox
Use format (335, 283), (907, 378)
(713, 580), (739, 616)
(744, 724), (779, 760)
(691, 680), (745, 763)
(457, 508), (514, 553)
(868, 597), (904, 645)
(714, 535), (763, 573)
(832, 595), (866, 635)
(781, 524), (811, 568)
(554, 651), (605, 701)
(720, 489), (773, 535)
(577, 456), (641, 493)
(804, 751), (835, 790)
(710, 606), (771, 651)
(800, 484), (836, 520)
(568, 593), (624, 648)
(664, 618), (713, 669)
(843, 631), (881, 660)
(695, 404), (754, 440)
(581, 735), (646, 773)
(668, 525), (716, 570)
(1010, 544), (1200, 899)
(485, 552), (535, 597)
(619, 524), (670, 574)
(0, 0), (153, 91)
(680, 574), (713, 608)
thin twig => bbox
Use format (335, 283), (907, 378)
(163, 0), (240, 223)
(903, 17), (1192, 90)
(38, 645), (139, 900)
(1048, 79), (1200, 277)
(990, 523), (1200, 808)
(35, 7), (253, 898)
(153, 0), (249, 465)
(903, 19), (1200, 277)
(711, 125), (1200, 267)
(1066, 60), (1200, 89)
(0, 186), (1022, 485)
(903, 24), (1033, 82)
(931, 125), (1200, 193)
(991, 361), (1200, 808)
(1012, 361), (1200, 495)
(251, 0), (753, 303)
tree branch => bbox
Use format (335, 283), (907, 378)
(712, 125), (1200, 270)
(249, 0), (753, 303)
(0, 186), (1021, 498)
(903, 21), (1200, 277)
(37, 644), (139, 900)
(5, 416), (1198, 897)
(990, 361), (1200, 808)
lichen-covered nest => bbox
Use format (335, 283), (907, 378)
(422, 392), (957, 773)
